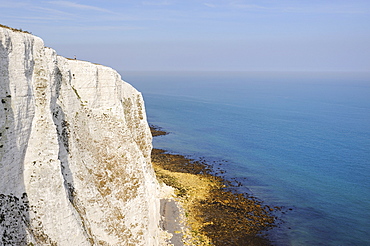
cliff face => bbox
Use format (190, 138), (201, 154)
(0, 26), (160, 245)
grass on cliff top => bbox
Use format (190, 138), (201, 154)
(0, 24), (31, 34)
(150, 126), (278, 246)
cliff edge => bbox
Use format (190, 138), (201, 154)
(0, 26), (160, 245)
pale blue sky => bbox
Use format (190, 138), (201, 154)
(1, 0), (370, 71)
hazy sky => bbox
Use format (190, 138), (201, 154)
(1, 0), (370, 71)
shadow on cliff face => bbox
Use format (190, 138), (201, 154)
(50, 66), (94, 243)
(50, 66), (75, 203)
(0, 38), (31, 245)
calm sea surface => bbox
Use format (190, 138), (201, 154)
(121, 71), (370, 246)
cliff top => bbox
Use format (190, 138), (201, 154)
(0, 24), (31, 34)
(1, 24), (112, 70)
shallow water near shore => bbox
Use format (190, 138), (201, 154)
(121, 71), (370, 246)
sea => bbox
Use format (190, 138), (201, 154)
(120, 71), (370, 246)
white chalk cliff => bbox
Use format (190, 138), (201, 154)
(0, 26), (161, 245)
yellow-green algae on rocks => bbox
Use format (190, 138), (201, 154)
(150, 126), (278, 246)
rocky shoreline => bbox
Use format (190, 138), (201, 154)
(150, 126), (279, 246)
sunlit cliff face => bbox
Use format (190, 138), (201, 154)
(0, 26), (160, 246)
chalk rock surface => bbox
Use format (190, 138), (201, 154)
(0, 26), (160, 245)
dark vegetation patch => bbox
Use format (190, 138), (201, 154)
(0, 193), (29, 245)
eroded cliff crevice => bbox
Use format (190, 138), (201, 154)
(0, 26), (160, 245)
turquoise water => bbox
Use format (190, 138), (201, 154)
(121, 71), (370, 246)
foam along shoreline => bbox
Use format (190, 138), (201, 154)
(150, 125), (278, 246)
